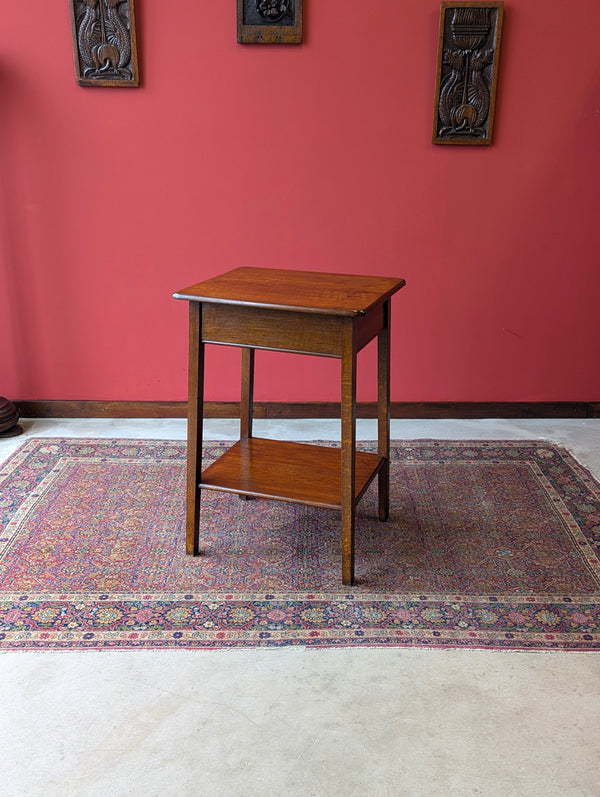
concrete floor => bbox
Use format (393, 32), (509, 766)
(1, 418), (600, 797)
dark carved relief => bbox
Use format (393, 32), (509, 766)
(433, 2), (503, 145)
(256, 1), (291, 23)
(69, 0), (139, 87)
(237, 0), (302, 44)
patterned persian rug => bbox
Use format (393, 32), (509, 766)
(1, 438), (599, 651)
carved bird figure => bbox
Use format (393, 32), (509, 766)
(78, 0), (132, 78)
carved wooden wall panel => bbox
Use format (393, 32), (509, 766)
(69, 0), (139, 87)
(237, 0), (303, 44)
(433, 2), (503, 145)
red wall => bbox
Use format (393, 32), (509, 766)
(1, 2), (599, 404)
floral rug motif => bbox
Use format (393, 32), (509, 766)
(1, 438), (599, 650)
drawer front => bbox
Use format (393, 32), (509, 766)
(202, 303), (343, 356)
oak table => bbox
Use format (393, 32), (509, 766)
(173, 267), (406, 585)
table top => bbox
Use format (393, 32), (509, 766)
(174, 267), (406, 317)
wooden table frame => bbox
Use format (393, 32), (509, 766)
(174, 267), (405, 585)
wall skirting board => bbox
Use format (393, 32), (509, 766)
(14, 401), (600, 420)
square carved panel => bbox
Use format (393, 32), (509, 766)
(237, 0), (303, 44)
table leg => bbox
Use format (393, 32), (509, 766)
(239, 347), (255, 502)
(186, 302), (204, 555)
(241, 347), (255, 439)
(341, 318), (357, 585)
(377, 300), (390, 522)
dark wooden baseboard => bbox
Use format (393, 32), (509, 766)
(14, 400), (600, 419)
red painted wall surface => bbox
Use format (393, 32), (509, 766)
(1, 2), (599, 403)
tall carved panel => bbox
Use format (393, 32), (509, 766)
(237, 0), (303, 44)
(69, 0), (139, 87)
(433, 2), (503, 145)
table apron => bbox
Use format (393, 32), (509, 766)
(201, 302), (385, 356)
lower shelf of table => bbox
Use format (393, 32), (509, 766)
(200, 437), (385, 510)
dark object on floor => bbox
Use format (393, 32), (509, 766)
(0, 397), (23, 437)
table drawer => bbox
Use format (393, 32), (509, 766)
(202, 303), (344, 356)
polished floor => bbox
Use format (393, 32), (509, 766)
(1, 418), (600, 797)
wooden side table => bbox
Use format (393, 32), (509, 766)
(174, 267), (406, 585)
